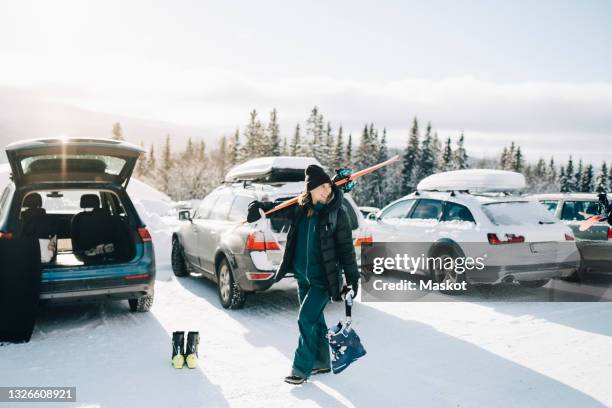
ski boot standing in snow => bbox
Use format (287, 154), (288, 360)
(247, 165), (361, 385)
(172, 331), (186, 369)
(185, 331), (200, 369)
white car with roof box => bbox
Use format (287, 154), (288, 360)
(364, 169), (581, 288)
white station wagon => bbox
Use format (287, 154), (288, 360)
(364, 169), (580, 288)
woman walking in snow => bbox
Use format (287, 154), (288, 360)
(247, 164), (360, 385)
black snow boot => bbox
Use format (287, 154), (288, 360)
(284, 375), (307, 385)
(185, 331), (200, 369)
(172, 331), (185, 369)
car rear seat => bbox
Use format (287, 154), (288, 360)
(71, 194), (119, 263)
(20, 193), (51, 238)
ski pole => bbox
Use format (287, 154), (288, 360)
(345, 288), (353, 324)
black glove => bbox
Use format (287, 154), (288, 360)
(340, 283), (358, 299)
(247, 200), (274, 223)
(247, 201), (263, 223)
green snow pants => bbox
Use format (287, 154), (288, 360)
(291, 282), (331, 378)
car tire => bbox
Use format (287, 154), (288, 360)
(429, 245), (466, 295)
(518, 279), (550, 288)
(216, 258), (246, 310)
(129, 292), (154, 312)
(171, 237), (189, 277)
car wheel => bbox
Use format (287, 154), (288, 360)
(171, 237), (189, 277)
(129, 292), (154, 312)
(429, 246), (466, 294)
(518, 279), (550, 288)
(217, 258), (246, 310)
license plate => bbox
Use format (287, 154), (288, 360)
(529, 242), (557, 255)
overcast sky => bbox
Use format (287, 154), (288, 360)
(1, 0), (611, 162)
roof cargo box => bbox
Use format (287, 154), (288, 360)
(225, 156), (323, 183)
(417, 169), (526, 193)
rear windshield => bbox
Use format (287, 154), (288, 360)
(540, 200), (559, 214)
(482, 201), (558, 226)
(21, 154), (127, 176)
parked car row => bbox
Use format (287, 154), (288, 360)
(4, 140), (607, 312)
(172, 160), (609, 309)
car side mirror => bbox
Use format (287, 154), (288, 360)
(179, 210), (192, 222)
(367, 212), (379, 221)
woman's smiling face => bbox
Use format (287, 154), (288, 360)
(310, 182), (332, 204)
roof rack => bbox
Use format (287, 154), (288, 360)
(416, 189), (471, 196)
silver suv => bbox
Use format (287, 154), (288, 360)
(531, 193), (612, 277)
(171, 157), (368, 309)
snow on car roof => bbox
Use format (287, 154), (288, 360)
(529, 192), (611, 201)
(400, 190), (528, 208)
(224, 156), (322, 182)
(417, 169), (526, 193)
(222, 180), (305, 200)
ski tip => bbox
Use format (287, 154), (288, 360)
(579, 216), (604, 231)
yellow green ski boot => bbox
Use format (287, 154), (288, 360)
(172, 331), (185, 369)
(185, 331), (200, 369)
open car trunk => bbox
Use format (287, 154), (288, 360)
(19, 189), (137, 267)
(5, 138), (143, 188)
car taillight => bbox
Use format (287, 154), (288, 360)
(487, 233), (525, 245)
(565, 233), (575, 241)
(0, 232), (13, 239)
(354, 235), (373, 247)
(245, 272), (275, 280)
(138, 227), (152, 242)
(608, 227), (612, 240)
(246, 231), (280, 251)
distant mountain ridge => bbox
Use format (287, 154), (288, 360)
(0, 87), (220, 163)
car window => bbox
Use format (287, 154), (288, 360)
(194, 191), (222, 219)
(482, 201), (558, 225)
(410, 199), (443, 220)
(228, 194), (254, 222)
(561, 201), (600, 221)
(379, 199), (415, 220)
(540, 200), (559, 215)
(209, 192), (235, 220)
(342, 198), (359, 230)
(442, 202), (475, 223)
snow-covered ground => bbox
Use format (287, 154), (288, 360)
(0, 176), (611, 407)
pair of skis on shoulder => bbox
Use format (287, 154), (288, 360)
(241, 155), (400, 223)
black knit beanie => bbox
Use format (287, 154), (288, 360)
(305, 164), (332, 191)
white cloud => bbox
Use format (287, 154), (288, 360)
(1, 55), (611, 163)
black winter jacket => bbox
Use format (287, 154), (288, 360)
(274, 184), (360, 300)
